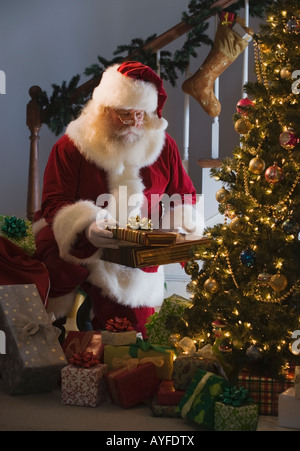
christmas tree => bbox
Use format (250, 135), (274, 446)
(182, 0), (300, 379)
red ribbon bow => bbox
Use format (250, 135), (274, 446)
(69, 351), (100, 368)
(105, 316), (134, 332)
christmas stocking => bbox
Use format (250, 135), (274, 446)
(182, 14), (253, 117)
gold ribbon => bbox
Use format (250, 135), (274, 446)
(180, 372), (213, 418)
(111, 354), (164, 372)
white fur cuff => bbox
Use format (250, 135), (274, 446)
(52, 200), (102, 264)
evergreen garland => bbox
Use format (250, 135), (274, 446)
(38, 0), (272, 135)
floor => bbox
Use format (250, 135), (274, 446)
(0, 377), (297, 431)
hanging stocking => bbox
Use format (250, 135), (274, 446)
(182, 13), (253, 117)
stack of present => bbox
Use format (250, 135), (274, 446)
(102, 316), (175, 408)
(0, 284), (67, 395)
(176, 369), (258, 431)
(278, 366), (300, 429)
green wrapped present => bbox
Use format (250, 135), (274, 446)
(177, 369), (231, 430)
(214, 386), (258, 430)
(146, 294), (192, 346)
(214, 401), (258, 431)
(0, 215), (36, 256)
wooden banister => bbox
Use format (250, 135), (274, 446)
(26, 86), (43, 221)
(55, 0), (238, 105)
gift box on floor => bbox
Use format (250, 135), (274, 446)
(177, 369), (231, 430)
(0, 284), (67, 395)
(214, 386), (258, 431)
(238, 370), (294, 415)
(157, 380), (185, 406)
(173, 354), (223, 391)
(105, 361), (160, 408)
(62, 331), (104, 362)
(61, 360), (107, 407)
(146, 294), (193, 346)
(278, 387), (300, 430)
(214, 402), (258, 431)
(103, 340), (175, 380)
(150, 397), (181, 417)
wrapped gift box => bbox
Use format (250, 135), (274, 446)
(101, 330), (137, 346)
(177, 369), (231, 430)
(146, 294), (193, 346)
(105, 362), (160, 408)
(111, 227), (177, 246)
(150, 397), (181, 417)
(157, 380), (185, 406)
(62, 331), (104, 362)
(102, 236), (211, 268)
(278, 387), (300, 430)
(61, 363), (107, 407)
(0, 284), (67, 395)
(103, 342), (175, 380)
(238, 371), (294, 415)
(173, 355), (223, 391)
(214, 402), (258, 431)
(0, 215), (36, 256)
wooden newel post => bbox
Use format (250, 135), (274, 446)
(26, 86), (42, 222)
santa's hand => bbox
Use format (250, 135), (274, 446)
(86, 221), (119, 249)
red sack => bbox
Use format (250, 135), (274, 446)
(0, 237), (49, 304)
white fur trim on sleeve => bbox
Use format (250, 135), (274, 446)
(52, 200), (102, 264)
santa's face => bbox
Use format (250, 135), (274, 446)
(106, 108), (146, 145)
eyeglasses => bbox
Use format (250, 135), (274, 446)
(116, 110), (146, 125)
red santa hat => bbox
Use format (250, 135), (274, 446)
(92, 61), (167, 118)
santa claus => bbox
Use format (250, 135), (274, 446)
(33, 61), (202, 337)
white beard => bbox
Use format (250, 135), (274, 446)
(66, 107), (167, 224)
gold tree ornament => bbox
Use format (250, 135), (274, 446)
(215, 187), (230, 203)
(269, 274), (288, 292)
(234, 118), (252, 135)
(249, 156), (266, 174)
(204, 277), (219, 294)
(230, 216), (246, 233)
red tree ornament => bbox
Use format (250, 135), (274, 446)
(279, 128), (299, 150)
(236, 97), (255, 116)
(265, 162), (283, 183)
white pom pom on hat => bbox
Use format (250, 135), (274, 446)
(92, 61), (167, 118)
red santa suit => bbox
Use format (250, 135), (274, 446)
(33, 62), (201, 336)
